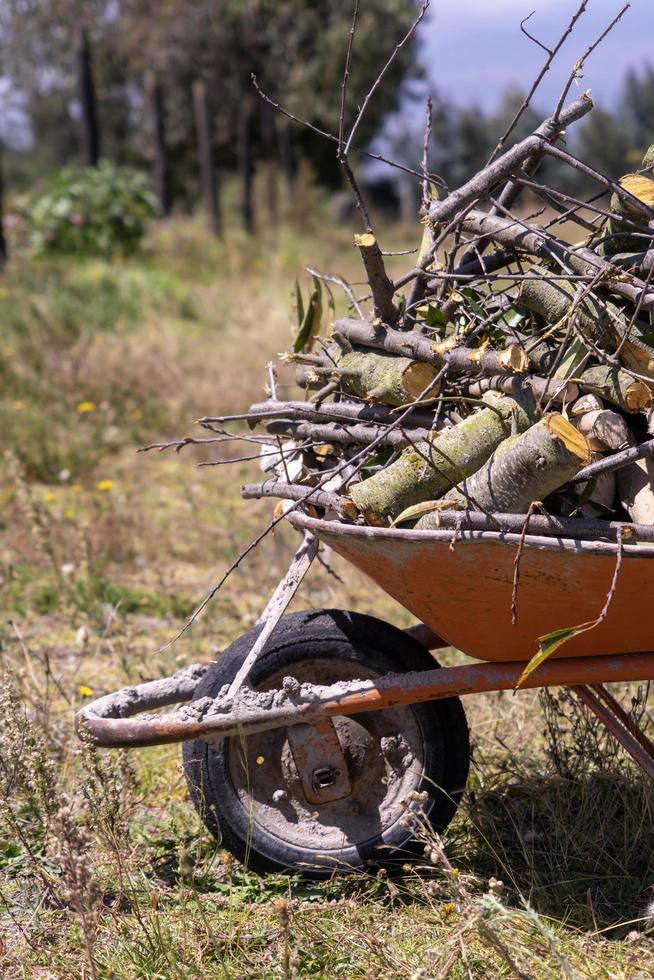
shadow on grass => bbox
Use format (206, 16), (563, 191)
(462, 768), (654, 931)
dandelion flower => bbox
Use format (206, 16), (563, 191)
(71, 484), (82, 493)
(96, 479), (114, 492)
(43, 491), (56, 503)
(14, 400), (25, 410)
(77, 685), (94, 697)
(76, 401), (96, 413)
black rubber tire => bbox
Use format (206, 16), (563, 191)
(183, 609), (469, 878)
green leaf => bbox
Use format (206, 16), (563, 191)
(497, 308), (527, 330)
(420, 303), (448, 330)
(292, 279), (305, 328)
(392, 500), (456, 526)
(293, 276), (322, 353)
(554, 336), (589, 380)
(517, 619), (596, 687)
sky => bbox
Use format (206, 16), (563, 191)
(422, 0), (652, 111)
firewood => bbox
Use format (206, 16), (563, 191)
(570, 453), (617, 518)
(349, 393), (537, 523)
(430, 415), (591, 516)
(569, 393), (604, 417)
(579, 365), (652, 413)
(573, 409), (632, 452)
(334, 346), (439, 406)
(333, 317), (530, 377)
(519, 271), (617, 351)
(617, 458), (654, 524)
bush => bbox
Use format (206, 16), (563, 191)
(28, 162), (157, 257)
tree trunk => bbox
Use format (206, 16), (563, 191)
(192, 80), (221, 237)
(260, 100), (278, 224)
(349, 393), (537, 523)
(0, 146), (7, 268)
(239, 96), (255, 234)
(147, 74), (172, 217)
(76, 27), (101, 167)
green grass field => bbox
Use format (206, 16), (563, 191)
(2, 213), (654, 978)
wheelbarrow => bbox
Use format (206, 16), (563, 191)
(77, 512), (654, 877)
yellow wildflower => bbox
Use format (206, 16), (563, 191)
(71, 484), (82, 493)
(2, 346), (13, 358)
(77, 685), (94, 697)
(77, 401), (96, 413)
(96, 479), (114, 492)
(130, 408), (143, 421)
(63, 509), (74, 520)
(14, 400), (25, 410)
(43, 491), (56, 503)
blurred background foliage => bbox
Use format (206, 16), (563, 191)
(0, 0), (652, 254)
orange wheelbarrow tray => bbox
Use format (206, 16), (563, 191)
(77, 513), (654, 782)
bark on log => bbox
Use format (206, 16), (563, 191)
(335, 347), (439, 406)
(244, 399), (438, 430)
(349, 393), (537, 523)
(518, 272), (617, 350)
(265, 419), (435, 449)
(464, 374), (578, 405)
(573, 409), (631, 452)
(518, 271), (654, 379)
(241, 480), (356, 518)
(354, 234), (399, 326)
(579, 365), (652, 413)
(434, 414), (591, 515)
(567, 436), (654, 486)
(333, 317), (529, 377)
(569, 453), (616, 518)
(458, 210), (654, 312)
(617, 458), (654, 524)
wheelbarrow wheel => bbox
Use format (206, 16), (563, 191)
(183, 609), (469, 878)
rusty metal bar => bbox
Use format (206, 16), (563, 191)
(404, 623), (448, 650)
(589, 683), (654, 761)
(571, 684), (654, 782)
(78, 650), (654, 749)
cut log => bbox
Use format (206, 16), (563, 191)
(458, 209), (654, 312)
(573, 409), (632, 452)
(333, 317), (530, 377)
(519, 272), (617, 350)
(354, 233), (399, 326)
(579, 365), (652, 413)
(464, 374), (578, 405)
(569, 393), (604, 417)
(335, 347), (439, 406)
(349, 393), (537, 523)
(568, 453), (616, 518)
(617, 458), (654, 524)
(429, 414), (591, 515)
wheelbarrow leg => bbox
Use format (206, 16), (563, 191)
(570, 684), (654, 782)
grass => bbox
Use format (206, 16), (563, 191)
(2, 209), (654, 978)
